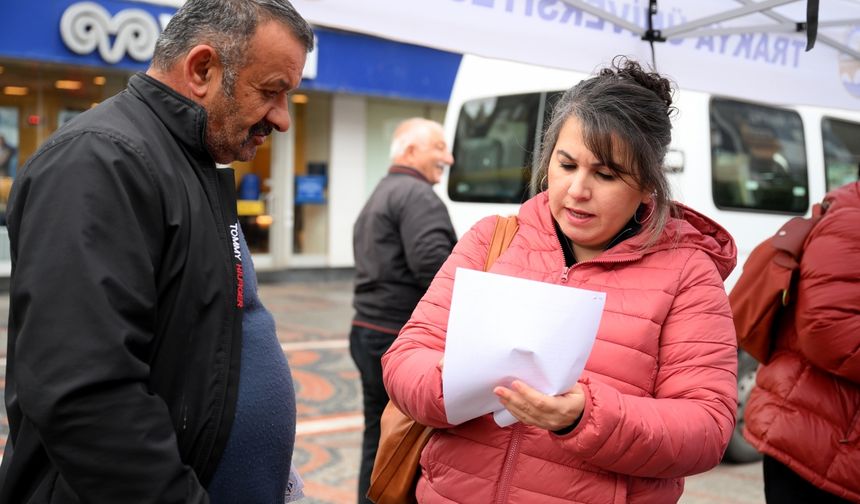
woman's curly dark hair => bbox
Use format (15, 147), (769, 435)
(534, 56), (678, 248)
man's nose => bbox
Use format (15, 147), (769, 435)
(443, 150), (454, 166)
(267, 94), (291, 132)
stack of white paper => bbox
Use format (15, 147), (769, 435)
(442, 267), (606, 427)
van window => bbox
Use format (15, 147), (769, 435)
(448, 93), (541, 203)
(710, 98), (808, 214)
(822, 117), (860, 191)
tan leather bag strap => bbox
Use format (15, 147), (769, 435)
(484, 215), (519, 271)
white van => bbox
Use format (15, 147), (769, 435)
(437, 54), (860, 463)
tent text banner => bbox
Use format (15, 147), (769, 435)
(292, 0), (860, 110)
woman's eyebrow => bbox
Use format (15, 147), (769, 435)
(556, 149), (605, 167)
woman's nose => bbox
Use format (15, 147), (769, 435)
(567, 172), (590, 199)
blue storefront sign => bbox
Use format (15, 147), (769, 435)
(295, 175), (327, 205)
(0, 0), (174, 71)
(0, 0), (461, 102)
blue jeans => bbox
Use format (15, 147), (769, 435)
(349, 323), (399, 504)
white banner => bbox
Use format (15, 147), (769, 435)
(292, 0), (860, 110)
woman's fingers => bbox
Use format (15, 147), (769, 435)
(494, 381), (585, 431)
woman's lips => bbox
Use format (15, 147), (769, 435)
(565, 207), (594, 223)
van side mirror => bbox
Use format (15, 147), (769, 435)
(664, 149), (685, 173)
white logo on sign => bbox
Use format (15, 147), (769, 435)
(60, 2), (159, 64)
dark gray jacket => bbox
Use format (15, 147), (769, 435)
(0, 73), (243, 503)
(352, 166), (456, 331)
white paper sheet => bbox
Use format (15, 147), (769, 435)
(442, 268), (606, 427)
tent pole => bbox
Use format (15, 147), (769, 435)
(733, 0), (860, 61)
(642, 0), (664, 71)
(805, 0), (819, 50)
(675, 19), (860, 39)
(660, 0), (797, 39)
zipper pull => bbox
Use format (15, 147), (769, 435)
(560, 266), (571, 283)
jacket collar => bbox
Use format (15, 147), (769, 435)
(525, 191), (737, 279)
(128, 73), (211, 162)
(388, 164), (431, 184)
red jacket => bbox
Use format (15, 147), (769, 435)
(744, 181), (860, 502)
(383, 192), (738, 503)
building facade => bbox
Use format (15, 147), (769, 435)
(0, 0), (461, 274)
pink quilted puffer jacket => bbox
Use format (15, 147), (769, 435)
(382, 192), (738, 504)
(744, 181), (860, 502)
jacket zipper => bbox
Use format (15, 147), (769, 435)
(561, 265), (572, 283)
(555, 232), (573, 283)
(555, 232), (642, 284)
(196, 166), (244, 484)
(495, 423), (523, 504)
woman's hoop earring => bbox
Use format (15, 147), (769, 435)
(634, 203), (655, 225)
(539, 172), (548, 191)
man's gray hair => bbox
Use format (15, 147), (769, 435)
(389, 118), (443, 161)
(151, 0), (314, 95)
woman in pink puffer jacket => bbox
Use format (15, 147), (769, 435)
(381, 58), (739, 504)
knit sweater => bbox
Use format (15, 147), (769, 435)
(208, 227), (297, 503)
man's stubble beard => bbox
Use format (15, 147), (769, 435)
(205, 89), (245, 164)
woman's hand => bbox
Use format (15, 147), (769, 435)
(494, 381), (585, 432)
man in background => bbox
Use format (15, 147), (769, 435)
(351, 118), (457, 503)
(0, 1), (313, 502)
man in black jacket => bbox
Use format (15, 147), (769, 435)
(351, 118), (457, 503)
(0, 1), (313, 502)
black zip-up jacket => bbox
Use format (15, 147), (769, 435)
(0, 73), (243, 503)
(352, 166), (457, 332)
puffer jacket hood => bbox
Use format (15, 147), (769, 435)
(664, 203), (737, 280)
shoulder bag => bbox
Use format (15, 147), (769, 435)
(367, 215), (518, 504)
(729, 204), (824, 363)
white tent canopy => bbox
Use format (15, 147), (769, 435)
(290, 0), (860, 110)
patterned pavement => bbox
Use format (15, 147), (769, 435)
(0, 280), (765, 503)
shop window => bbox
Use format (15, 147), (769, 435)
(710, 98), (808, 214)
(0, 107), (18, 179)
(0, 59), (129, 255)
(822, 117), (860, 191)
(292, 92), (330, 257)
(233, 135), (274, 255)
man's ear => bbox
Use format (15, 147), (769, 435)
(183, 45), (221, 99)
(402, 143), (417, 160)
